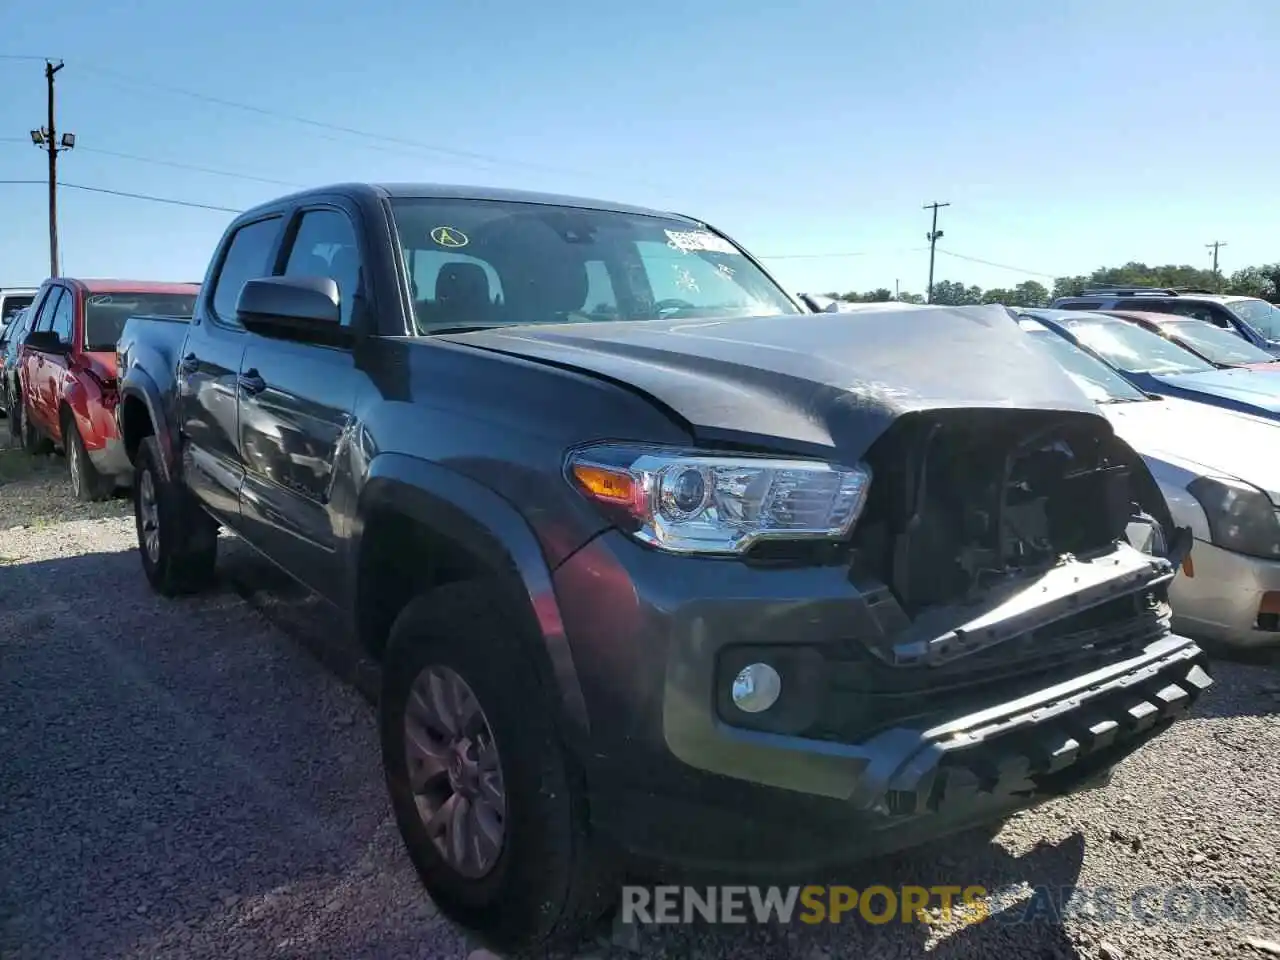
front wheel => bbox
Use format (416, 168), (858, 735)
(65, 418), (114, 502)
(21, 404), (49, 455)
(134, 436), (218, 596)
(7, 394), (22, 442)
(380, 582), (616, 952)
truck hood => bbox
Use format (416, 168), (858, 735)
(439, 305), (1105, 459)
(1158, 366), (1280, 413)
(1099, 396), (1280, 502)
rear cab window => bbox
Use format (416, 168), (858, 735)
(83, 292), (199, 352)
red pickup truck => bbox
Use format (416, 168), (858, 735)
(18, 278), (198, 500)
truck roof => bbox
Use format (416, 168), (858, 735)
(238, 182), (689, 222)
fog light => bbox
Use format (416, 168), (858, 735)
(731, 663), (782, 713)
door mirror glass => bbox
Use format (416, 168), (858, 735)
(235, 276), (348, 345)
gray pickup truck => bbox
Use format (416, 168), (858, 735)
(115, 182), (1212, 951)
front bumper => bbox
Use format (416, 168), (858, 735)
(1170, 539), (1280, 648)
(552, 532), (1212, 872)
(86, 434), (133, 485)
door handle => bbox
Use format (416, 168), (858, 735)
(179, 353), (199, 375)
(237, 370), (266, 396)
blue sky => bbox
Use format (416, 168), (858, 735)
(1, 0), (1277, 298)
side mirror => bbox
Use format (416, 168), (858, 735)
(235, 276), (348, 345)
(24, 329), (67, 354)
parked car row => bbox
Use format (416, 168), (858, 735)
(1051, 284), (1280, 355)
(1013, 311), (1280, 650)
(4, 180), (1271, 952)
(0, 278), (199, 499)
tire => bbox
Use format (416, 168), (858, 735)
(133, 436), (218, 596)
(7, 393), (21, 442)
(21, 404), (50, 455)
(64, 416), (113, 502)
(380, 581), (615, 952)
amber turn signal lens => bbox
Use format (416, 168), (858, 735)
(572, 463), (637, 506)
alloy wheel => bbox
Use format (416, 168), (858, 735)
(68, 436), (81, 498)
(403, 666), (506, 878)
(138, 469), (161, 564)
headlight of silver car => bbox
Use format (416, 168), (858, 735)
(566, 444), (872, 555)
(1186, 475), (1280, 560)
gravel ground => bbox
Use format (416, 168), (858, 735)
(2, 439), (1279, 960)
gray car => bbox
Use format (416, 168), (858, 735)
(0, 305), (33, 434)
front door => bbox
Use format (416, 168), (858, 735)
(39, 286), (75, 441)
(178, 214), (284, 523)
(21, 285), (68, 436)
(237, 203), (364, 597)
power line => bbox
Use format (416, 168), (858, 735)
(1, 178), (1050, 271)
(68, 145), (303, 188)
(756, 246), (929, 260)
(75, 63), (686, 192)
(0, 54), (56, 62)
(3, 134), (310, 188)
(1, 179), (242, 212)
(935, 248), (1058, 280)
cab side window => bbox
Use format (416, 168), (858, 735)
(31, 288), (64, 332)
(210, 217), (283, 326)
(49, 289), (74, 344)
(280, 209), (362, 327)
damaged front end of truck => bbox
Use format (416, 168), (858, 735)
(455, 306), (1214, 830)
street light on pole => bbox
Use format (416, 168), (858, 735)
(30, 59), (74, 277)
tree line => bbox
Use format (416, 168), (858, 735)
(826, 261), (1280, 307)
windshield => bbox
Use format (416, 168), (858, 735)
(1, 294), (34, 326)
(389, 198), (798, 333)
(1023, 327), (1149, 403)
(1062, 317), (1216, 376)
(1226, 298), (1280, 340)
(1163, 319), (1277, 366)
(84, 292), (197, 351)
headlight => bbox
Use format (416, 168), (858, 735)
(1186, 475), (1280, 560)
(566, 443), (872, 555)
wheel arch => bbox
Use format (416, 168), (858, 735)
(118, 373), (176, 482)
(350, 452), (591, 742)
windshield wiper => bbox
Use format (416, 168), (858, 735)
(1098, 396), (1146, 404)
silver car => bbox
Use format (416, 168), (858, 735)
(1021, 315), (1280, 649)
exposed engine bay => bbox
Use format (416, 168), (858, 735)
(851, 410), (1180, 619)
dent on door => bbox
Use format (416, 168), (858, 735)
(238, 344), (359, 566)
(178, 332), (248, 522)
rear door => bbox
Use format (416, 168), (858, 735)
(178, 214), (285, 523)
(236, 200), (365, 597)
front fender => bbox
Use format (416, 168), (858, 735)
(119, 369), (178, 482)
(351, 452), (591, 739)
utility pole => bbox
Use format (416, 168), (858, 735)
(1206, 240), (1227, 277)
(29, 59), (74, 278)
(923, 201), (950, 303)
